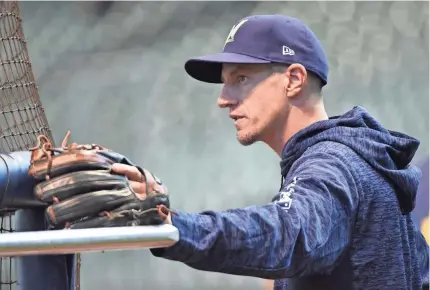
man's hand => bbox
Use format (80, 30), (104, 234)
(28, 131), (173, 229)
(111, 163), (168, 197)
(111, 163), (172, 225)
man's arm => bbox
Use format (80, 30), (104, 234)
(151, 152), (359, 280)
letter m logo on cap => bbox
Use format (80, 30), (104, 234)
(224, 18), (248, 47)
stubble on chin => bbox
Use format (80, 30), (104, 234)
(237, 130), (258, 146)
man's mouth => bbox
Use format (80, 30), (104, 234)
(230, 115), (244, 121)
(231, 116), (245, 129)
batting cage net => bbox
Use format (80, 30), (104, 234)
(0, 1), (54, 289)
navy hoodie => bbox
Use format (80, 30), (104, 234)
(151, 106), (429, 290)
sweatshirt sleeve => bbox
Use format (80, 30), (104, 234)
(150, 152), (359, 279)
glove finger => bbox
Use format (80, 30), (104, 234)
(29, 151), (115, 181)
(35, 170), (129, 202)
(62, 193), (170, 229)
(68, 215), (132, 229)
(112, 192), (169, 213)
(45, 187), (135, 227)
(69, 209), (165, 229)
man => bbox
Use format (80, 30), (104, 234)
(109, 14), (428, 289)
(0, 151), (74, 290)
(108, 14), (430, 289)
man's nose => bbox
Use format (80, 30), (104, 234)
(217, 88), (237, 109)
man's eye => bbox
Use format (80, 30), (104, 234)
(238, 76), (248, 84)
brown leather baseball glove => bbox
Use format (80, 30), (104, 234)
(28, 131), (174, 229)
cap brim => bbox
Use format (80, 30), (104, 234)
(184, 52), (270, 84)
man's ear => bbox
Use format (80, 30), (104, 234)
(284, 64), (307, 99)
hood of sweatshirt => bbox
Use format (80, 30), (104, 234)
(280, 106), (421, 214)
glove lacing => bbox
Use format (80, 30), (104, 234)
(29, 131), (109, 181)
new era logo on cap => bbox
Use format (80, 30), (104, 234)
(184, 14), (329, 85)
(282, 46), (295, 56)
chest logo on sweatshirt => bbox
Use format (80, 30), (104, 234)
(277, 177), (300, 211)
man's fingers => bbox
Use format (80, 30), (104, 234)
(110, 164), (167, 195)
(129, 180), (147, 196)
(111, 163), (143, 182)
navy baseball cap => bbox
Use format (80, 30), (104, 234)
(184, 15), (329, 86)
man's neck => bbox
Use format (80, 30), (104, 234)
(265, 102), (329, 158)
